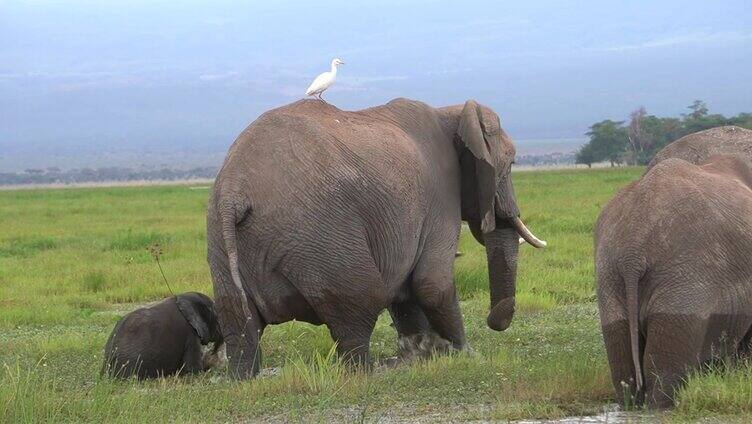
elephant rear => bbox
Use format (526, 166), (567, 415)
(595, 158), (713, 405)
(596, 156), (752, 407)
(206, 101), (432, 321)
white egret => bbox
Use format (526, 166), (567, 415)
(305, 58), (345, 102)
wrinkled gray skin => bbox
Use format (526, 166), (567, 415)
(647, 126), (752, 171)
(596, 153), (752, 408)
(207, 98), (545, 378)
(102, 292), (224, 379)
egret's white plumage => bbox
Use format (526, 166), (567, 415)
(305, 58), (344, 101)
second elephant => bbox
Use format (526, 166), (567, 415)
(647, 125), (752, 170)
(596, 153), (752, 408)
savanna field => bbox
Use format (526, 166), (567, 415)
(2, 168), (752, 423)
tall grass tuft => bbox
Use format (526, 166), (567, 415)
(109, 229), (169, 251)
(0, 236), (58, 258)
(674, 361), (752, 418)
(1, 360), (62, 422)
(280, 344), (351, 395)
(82, 271), (107, 292)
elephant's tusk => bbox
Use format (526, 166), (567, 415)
(513, 217), (547, 248)
(518, 237), (525, 245)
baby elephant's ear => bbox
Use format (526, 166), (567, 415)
(176, 294), (211, 344)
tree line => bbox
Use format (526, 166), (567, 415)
(575, 101), (752, 167)
(0, 166), (218, 186)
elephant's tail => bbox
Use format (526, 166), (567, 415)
(218, 199), (253, 321)
(624, 266), (644, 397)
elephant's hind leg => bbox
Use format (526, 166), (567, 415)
(212, 269), (265, 379)
(313, 281), (381, 369)
(231, 300), (263, 379)
(305, 265), (386, 371)
(598, 267), (644, 406)
(601, 318), (642, 406)
(642, 313), (705, 408)
(326, 313), (379, 371)
(736, 320), (752, 359)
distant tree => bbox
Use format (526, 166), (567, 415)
(586, 120), (629, 167)
(730, 113), (752, 129)
(627, 108), (683, 165)
(575, 143), (596, 168)
(681, 100), (729, 134)
(685, 100), (709, 120)
(627, 107), (648, 165)
(580, 100), (751, 168)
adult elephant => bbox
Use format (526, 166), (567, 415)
(647, 125), (752, 171)
(207, 98), (546, 378)
(595, 153), (752, 408)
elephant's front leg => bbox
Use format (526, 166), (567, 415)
(389, 298), (452, 361)
(389, 297), (431, 337)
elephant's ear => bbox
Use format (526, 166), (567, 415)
(457, 100), (501, 233)
(176, 294), (211, 344)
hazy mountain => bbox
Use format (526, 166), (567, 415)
(2, 0), (750, 171)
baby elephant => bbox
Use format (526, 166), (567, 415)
(102, 292), (224, 379)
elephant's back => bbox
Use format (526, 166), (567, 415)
(220, 100), (435, 239)
(647, 126), (752, 171)
(600, 158), (751, 246)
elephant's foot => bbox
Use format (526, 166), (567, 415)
(396, 331), (456, 362)
(336, 338), (373, 372)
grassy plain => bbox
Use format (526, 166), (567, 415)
(1, 167), (750, 422)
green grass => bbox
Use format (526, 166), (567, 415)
(0, 168), (741, 422)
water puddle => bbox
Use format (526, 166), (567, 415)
(518, 406), (655, 423)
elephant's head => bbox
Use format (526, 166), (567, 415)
(444, 100), (547, 331)
(176, 292), (224, 349)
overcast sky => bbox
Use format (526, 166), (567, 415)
(2, 0), (751, 152)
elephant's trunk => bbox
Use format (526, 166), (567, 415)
(484, 222), (520, 331)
